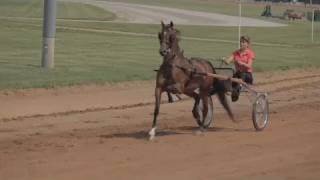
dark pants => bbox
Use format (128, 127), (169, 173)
(232, 71), (253, 92)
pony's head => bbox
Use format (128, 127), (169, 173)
(158, 21), (180, 57)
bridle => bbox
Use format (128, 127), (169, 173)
(158, 26), (197, 82)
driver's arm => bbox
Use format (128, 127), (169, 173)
(223, 55), (234, 65)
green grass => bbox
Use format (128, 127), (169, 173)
(0, 0), (116, 20)
(0, 0), (319, 90)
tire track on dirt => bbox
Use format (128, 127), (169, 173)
(2, 73), (320, 122)
(256, 75), (320, 93)
(0, 98), (190, 122)
(269, 80), (320, 93)
(255, 74), (320, 86)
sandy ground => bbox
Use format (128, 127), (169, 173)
(60, 0), (286, 27)
(0, 2), (319, 179)
(0, 68), (320, 180)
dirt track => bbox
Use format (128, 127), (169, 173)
(0, 69), (320, 179)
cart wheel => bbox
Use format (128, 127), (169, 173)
(195, 96), (214, 128)
(252, 93), (269, 131)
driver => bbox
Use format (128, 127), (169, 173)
(223, 35), (255, 102)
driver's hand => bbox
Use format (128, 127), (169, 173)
(235, 61), (244, 66)
(222, 57), (228, 64)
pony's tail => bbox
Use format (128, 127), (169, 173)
(213, 80), (235, 121)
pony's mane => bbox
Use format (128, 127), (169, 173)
(174, 29), (181, 42)
(171, 28), (181, 42)
(163, 24), (181, 42)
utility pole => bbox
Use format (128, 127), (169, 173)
(238, 0), (242, 48)
(42, 0), (57, 69)
(310, 0), (314, 43)
(311, 8), (315, 43)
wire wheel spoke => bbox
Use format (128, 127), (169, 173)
(252, 93), (269, 131)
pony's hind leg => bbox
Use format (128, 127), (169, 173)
(190, 91), (209, 135)
(192, 93), (200, 121)
(198, 91), (209, 132)
(167, 91), (174, 103)
(167, 92), (182, 103)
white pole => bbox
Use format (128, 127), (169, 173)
(238, 0), (242, 48)
(311, 9), (314, 43)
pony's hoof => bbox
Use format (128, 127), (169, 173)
(149, 135), (155, 141)
(194, 126), (207, 136)
(194, 129), (204, 136)
(148, 127), (156, 141)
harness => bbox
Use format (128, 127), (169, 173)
(159, 55), (194, 79)
(157, 55), (211, 93)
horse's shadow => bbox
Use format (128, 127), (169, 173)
(207, 126), (253, 133)
(99, 130), (185, 140)
(178, 126), (253, 133)
(98, 126), (253, 140)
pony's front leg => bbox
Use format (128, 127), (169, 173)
(149, 87), (162, 141)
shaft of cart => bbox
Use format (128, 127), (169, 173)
(196, 71), (258, 95)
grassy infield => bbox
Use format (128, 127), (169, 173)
(0, 0), (319, 90)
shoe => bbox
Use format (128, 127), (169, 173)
(231, 88), (240, 102)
